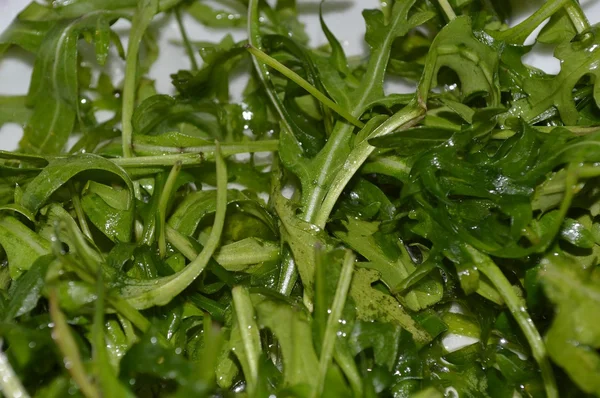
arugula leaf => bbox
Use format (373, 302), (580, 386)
(0, 216), (51, 278)
(541, 253), (600, 395)
(1, 0), (600, 396)
(21, 12), (124, 154)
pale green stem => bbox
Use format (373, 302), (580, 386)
(313, 104), (424, 228)
(49, 290), (100, 398)
(232, 286), (261, 396)
(0, 340), (30, 398)
(465, 248), (558, 398)
(437, 0), (457, 21)
(112, 153), (203, 167)
(108, 295), (151, 332)
(157, 162), (182, 258)
(175, 7), (199, 71)
(121, 143), (227, 309)
(565, 0), (591, 34)
(133, 140), (279, 155)
(246, 46), (364, 129)
(313, 250), (356, 398)
(121, 0), (158, 158)
(69, 182), (93, 241)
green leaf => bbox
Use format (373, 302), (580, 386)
(251, 293), (350, 396)
(0, 19), (55, 54)
(349, 320), (402, 371)
(5, 255), (52, 320)
(131, 95), (218, 137)
(349, 268), (431, 346)
(213, 238), (280, 271)
(92, 276), (135, 397)
(0, 216), (51, 278)
(489, 0), (570, 45)
(560, 217), (595, 249)
(368, 126), (455, 153)
(419, 16), (500, 105)
(185, 1), (245, 28)
(516, 27), (600, 124)
(540, 253), (600, 396)
(0, 96), (32, 128)
(21, 153), (134, 215)
(21, 12), (123, 154)
(537, 9), (577, 45)
(119, 327), (200, 392)
(334, 218), (443, 312)
(168, 189), (246, 237)
(81, 182), (133, 242)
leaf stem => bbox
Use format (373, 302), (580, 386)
(277, 247), (298, 296)
(232, 286), (261, 396)
(112, 153), (203, 167)
(466, 247), (558, 398)
(174, 7), (199, 71)
(108, 295), (151, 332)
(49, 289), (100, 398)
(121, 0), (159, 158)
(0, 340), (30, 398)
(313, 103), (424, 228)
(157, 161), (182, 258)
(69, 182), (93, 241)
(565, 0), (590, 34)
(121, 142), (227, 309)
(246, 45), (364, 129)
(133, 140), (279, 156)
(437, 0), (457, 21)
(313, 250), (355, 398)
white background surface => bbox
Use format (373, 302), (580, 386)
(1, 0), (600, 151)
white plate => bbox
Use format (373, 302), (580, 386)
(1, 0), (599, 151)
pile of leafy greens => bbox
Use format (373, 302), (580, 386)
(1, 0), (600, 396)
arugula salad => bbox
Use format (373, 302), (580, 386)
(1, 0), (600, 396)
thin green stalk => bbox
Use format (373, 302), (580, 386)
(465, 247), (558, 398)
(49, 289), (100, 398)
(333, 348), (363, 397)
(121, 143), (227, 309)
(313, 104), (424, 228)
(166, 226), (197, 260)
(0, 340), (30, 398)
(108, 295), (151, 332)
(69, 182), (93, 241)
(277, 247), (298, 296)
(133, 139), (279, 156)
(313, 250), (356, 398)
(269, 161), (298, 297)
(437, 0), (457, 21)
(174, 7), (199, 71)
(112, 153), (203, 167)
(121, 0), (159, 158)
(157, 162), (182, 258)
(232, 286), (261, 396)
(248, 0), (309, 141)
(565, 0), (590, 34)
(117, 314), (139, 346)
(246, 45), (364, 129)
